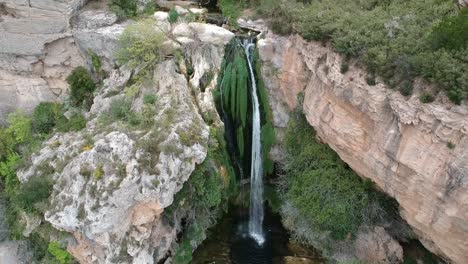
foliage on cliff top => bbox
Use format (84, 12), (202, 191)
(220, 0), (468, 104)
(116, 19), (166, 71)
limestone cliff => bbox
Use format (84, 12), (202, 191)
(0, 0), (89, 121)
(11, 10), (234, 264)
(258, 31), (468, 264)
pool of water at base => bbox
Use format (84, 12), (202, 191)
(191, 206), (324, 264)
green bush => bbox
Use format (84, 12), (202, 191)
(7, 110), (32, 144)
(366, 76), (376, 86)
(116, 19), (166, 69)
(110, 98), (132, 121)
(430, 8), (468, 51)
(57, 113), (87, 132)
(247, 0), (467, 103)
(168, 8), (179, 23)
(218, 0), (246, 27)
(109, 0), (137, 20)
(0, 128), (15, 161)
(14, 176), (53, 213)
(31, 102), (62, 134)
(399, 81), (413, 96)
(142, 1), (157, 15)
(90, 50), (103, 75)
(419, 93), (435, 103)
(283, 113), (370, 239)
(48, 242), (74, 264)
(447, 141), (455, 149)
(340, 63), (349, 74)
(143, 94), (157, 105)
(66, 67), (96, 107)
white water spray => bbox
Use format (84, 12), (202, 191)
(244, 39), (265, 245)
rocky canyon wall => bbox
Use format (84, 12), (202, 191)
(257, 31), (468, 264)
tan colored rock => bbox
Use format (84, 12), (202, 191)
(259, 32), (468, 264)
(355, 227), (403, 263)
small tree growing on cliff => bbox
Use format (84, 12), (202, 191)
(66, 66), (96, 108)
(116, 19), (166, 71)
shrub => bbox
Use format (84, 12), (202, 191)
(430, 9), (468, 51)
(109, 0), (137, 20)
(110, 98), (132, 121)
(447, 87), (464, 105)
(14, 176), (53, 212)
(31, 102), (62, 134)
(116, 19), (166, 69)
(142, 1), (157, 15)
(247, 0), (467, 103)
(283, 113), (370, 239)
(143, 94), (157, 105)
(168, 8), (179, 23)
(447, 141), (455, 149)
(217, 0), (243, 27)
(48, 242), (74, 264)
(7, 110), (32, 144)
(94, 164), (104, 180)
(399, 81), (414, 96)
(0, 128), (15, 161)
(66, 67), (96, 107)
(340, 63), (349, 74)
(90, 50), (103, 75)
(57, 113), (87, 132)
(366, 76), (376, 86)
(419, 93), (435, 103)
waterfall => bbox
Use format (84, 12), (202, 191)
(244, 39), (265, 245)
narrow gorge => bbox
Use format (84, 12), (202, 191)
(0, 1), (467, 264)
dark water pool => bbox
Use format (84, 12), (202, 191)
(191, 206), (323, 264)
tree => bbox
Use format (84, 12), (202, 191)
(116, 19), (166, 69)
(66, 67), (96, 107)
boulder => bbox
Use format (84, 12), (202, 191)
(172, 22), (235, 46)
(174, 5), (189, 15)
(355, 227), (403, 264)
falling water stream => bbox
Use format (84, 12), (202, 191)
(244, 39), (265, 245)
(191, 37), (324, 263)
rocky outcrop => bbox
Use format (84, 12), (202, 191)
(355, 227), (403, 264)
(18, 13), (234, 263)
(71, 10), (127, 73)
(258, 32), (468, 263)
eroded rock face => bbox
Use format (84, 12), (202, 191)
(18, 17), (233, 263)
(0, 0), (87, 122)
(72, 10), (127, 73)
(259, 32), (468, 264)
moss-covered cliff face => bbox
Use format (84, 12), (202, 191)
(213, 39), (275, 178)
